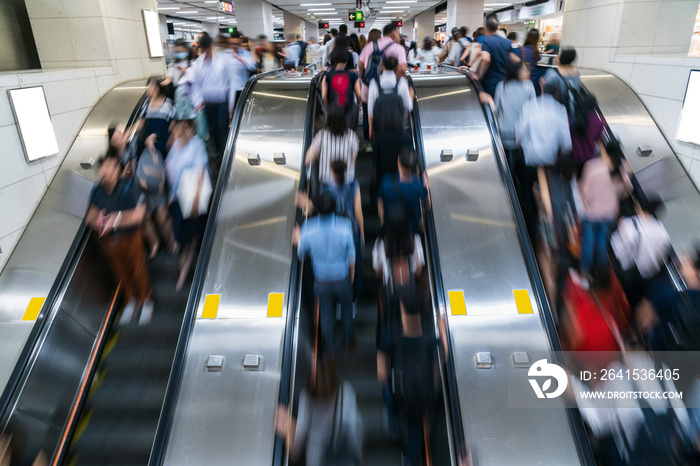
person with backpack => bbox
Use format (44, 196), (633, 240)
(326, 160), (365, 297)
(295, 192), (356, 355)
(322, 40), (361, 130)
(443, 26), (469, 66)
(305, 106), (359, 185)
(367, 55), (413, 142)
(359, 24), (407, 142)
(377, 293), (438, 466)
(276, 356), (363, 466)
(377, 148), (430, 235)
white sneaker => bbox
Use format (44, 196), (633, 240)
(119, 299), (137, 326)
(139, 299), (154, 326)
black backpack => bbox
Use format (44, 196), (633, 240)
(372, 81), (404, 130)
(361, 41), (385, 86)
(558, 71), (598, 136)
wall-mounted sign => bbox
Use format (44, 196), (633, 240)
(519, 0), (558, 19)
(677, 70), (700, 145)
(348, 11), (363, 21)
(355, 21), (365, 29)
(7, 86), (59, 162)
(142, 9), (164, 58)
(219, 1), (233, 13)
(318, 22), (329, 29)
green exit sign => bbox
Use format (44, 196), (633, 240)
(348, 11), (363, 21)
(228, 27), (234, 33)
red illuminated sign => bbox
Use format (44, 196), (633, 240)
(219, 1), (233, 13)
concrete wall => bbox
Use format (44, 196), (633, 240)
(0, 0), (165, 271)
(561, 0), (700, 186)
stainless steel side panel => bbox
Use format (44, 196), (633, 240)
(580, 69), (700, 253)
(162, 78), (310, 465)
(412, 72), (581, 465)
(0, 81), (145, 391)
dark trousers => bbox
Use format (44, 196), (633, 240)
(362, 102), (369, 141)
(204, 101), (229, 160)
(581, 220), (615, 277)
(518, 164), (540, 239)
(315, 279), (354, 353)
(100, 229), (152, 303)
(404, 411), (424, 466)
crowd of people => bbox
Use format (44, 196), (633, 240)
(82, 12), (700, 466)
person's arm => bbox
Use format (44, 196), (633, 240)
(538, 167), (553, 222)
(347, 225), (356, 285)
(510, 51), (520, 63)
(86, 205), (100, 228)
(422, 172), (432, 212)
(321, 74), (328, 110)
(467, 43), (481, 67)
(400, 79), (413, 113)
(377, 198), (384, 225)
(354, 77), (362, 104)
(367, 81), (378, 140)
(460, 43), (471, 64)
(377, 350), (389, 383)
(305, 132), (322, 164)
(477, 51), (491, 80)
(358, 59), (365, 82)
(354, 185), (364, 245)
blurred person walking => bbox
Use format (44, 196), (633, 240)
(322, 42), (362, 130)
(416, 37), (441, 71)
(86, 156), (154, 325)
(476, 15), (519, 97)
(190, 32), (236, 161)
(306, 106), (359, 185)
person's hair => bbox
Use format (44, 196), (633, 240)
(326, 105), (348, 137)
(199, 32), (213, 49)
(257, 34), (267, 41)
(313, 191), (337, 215)
(217, 34), (230, 46)
(231, 31), (242, 39)
(174, 38), (189, 48)
(359, 34), (367, 49)
(147, 76), (165, 92)
(177, 118), (197, 135)
(524, 29), (540, 61)
(97, 153), (121, 169)
(382, 55), (398, 72)
(542, 79), (563, 103)
(398, 147), (418, 171)
(484, 14), (499, 33)
(422, 36), (433, 51)
(323, 33), (332, 45)
(408, 41), (417, 53)
(307, 355), (338, 400)
(645, 197), (665, 218)
(107, 125), (118, 145)
(451, 27), (459, 38)
(559, 46), (576, 65)
(473, 27), (486, 40)
(507, 32), (517, 41)
(459, 26), (468, 38)
(330, 42), (349, 66)
(296, 33), (302, 40)
(383, 23), (398, 37)
(338, 24), (348, 35)
(384, 209), (414, 258)
(330, 28), (338, 36)
(505, 60), (528, 82)
(308, 36), (316, 44)
(349, 33), (361, 54)
(331, 159), (347, 187)
(368, 29), (381, 43)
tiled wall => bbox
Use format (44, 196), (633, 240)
(0, 0), (166, 272)
(561, 0), (700, 186)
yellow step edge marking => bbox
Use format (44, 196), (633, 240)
(448, 290), (467, 316)
(71, 408), (93, 446)
(513, 289), (534, 314)
(22, 297), (46, 321)
(267, 292), (284, 318)
(202, 294), (221, 319)
(100, 333), (119, 363)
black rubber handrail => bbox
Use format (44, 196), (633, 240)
(407, 75), (468, 464)
(271, 71), (321, 466)
(445, 65), (595, 465)
(0, 93), (148, 426)
(147, 67), (286, 466)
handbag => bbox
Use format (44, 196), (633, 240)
(177, 167), (212, 219)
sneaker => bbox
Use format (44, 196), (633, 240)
(119, 299), (137, 326)
(139, 299), (154, 326)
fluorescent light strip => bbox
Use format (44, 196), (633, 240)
(484, 3), (512, 5)
(386, 0), (416, 2)
(158, 7), (180, 10)
(300, 2), (331, 4)
(308, 8), (335, 10)
(180, 11), (199, 14)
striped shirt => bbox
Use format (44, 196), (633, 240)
(309, 129), (359, 185)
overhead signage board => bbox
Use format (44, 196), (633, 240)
(355, 21), (365, 28)
(318, 22), (329, 29)
(519, 0), (557, 19)
(219, 1), (233, 13)
(348, 11), (363, 21)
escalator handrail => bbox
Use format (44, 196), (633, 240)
(444, 65), (596, 465)
(147, 67), (286, 466)
(0, 93), (148, 425)
(406, 75), (468, 464)
(270, 71), (322, 466)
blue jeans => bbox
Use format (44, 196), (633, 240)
(580, 220), (614, 276)
(315, 279), (354, 353)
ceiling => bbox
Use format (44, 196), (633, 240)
(156, 0), (516, 35)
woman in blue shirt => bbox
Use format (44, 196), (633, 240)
(521, 29), (545, 95)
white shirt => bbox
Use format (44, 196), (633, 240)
(308, 129), (359, 185)
(516, 94), (571, 167)
(611, 215), (670, 279)
(367, 71), (413, 119)
(231, 48), (257, 92)
(322, 37), (336, 66)
(416, 47), (441, 69)
(190, 51), (237, 112)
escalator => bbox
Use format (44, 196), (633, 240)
(0, 71), (273, 465)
